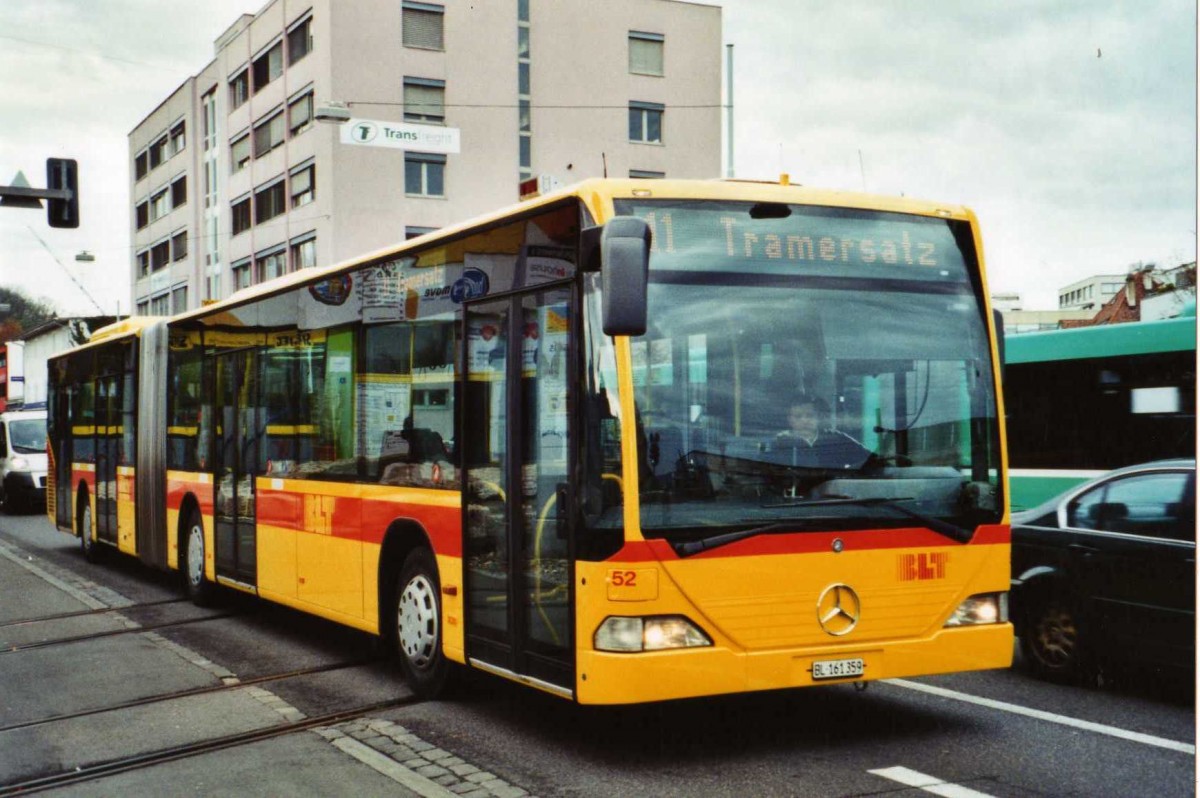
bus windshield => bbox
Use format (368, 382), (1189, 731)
(586, 199), (1003, 546)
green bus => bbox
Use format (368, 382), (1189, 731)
(1003, 308), (1196, 510)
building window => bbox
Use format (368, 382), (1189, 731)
(171, 175), (187, 208)
(288, 15), (313, 64)
(170, 121), (186, 155)
(290, 235), (316, 270)
(150, 189), (169, 221)
(629, 32), (664, 76)
(135, 151), (148, 181)
(402, 2), (444, 50)
(252, 41), (284, 93)
(149, 135), (169, 169)
(519, 99), (531, 133)
(137, 250), (150, 277)
(202, 89), (217, 151)
(231, 134), (251, 172)
(518, 62), (530, 96)
(403, 78), (445, 124)
(150, 293), (170, 315)
(629, 101), (664, 143)
(172, 230), (188, 261)
(136, 201), (149, 229)
(288, 91), (313, 136)
(151, 240), (170, 270)
(255, 249), (287, 282)
(290, 163), (314, 207)
(405, 152), (446, 197)
(232, 197), (252, 236)
(630, 169), (665, 179)
(405, 226), (437, 240)
(171, 286), (188, 314)
(232, 259), (252, 290)
(519, 136), (531, 170)
(254, 112), (286, 157)
(230, 69), (249, 109)
(254, 180), (286, 224)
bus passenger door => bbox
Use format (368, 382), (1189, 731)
(212, 349), (259, 587)
(463, 287), (575, 694)
(95, 374), (119, 545)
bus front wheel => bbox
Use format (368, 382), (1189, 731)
(183, 508), (214, 606)
(393, 548), (450, 699)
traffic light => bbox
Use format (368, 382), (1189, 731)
(46, 157), (78, 229)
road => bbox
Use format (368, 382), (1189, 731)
(1, 509), (1193, 797)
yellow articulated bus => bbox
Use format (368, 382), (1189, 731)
(48, 178), (1012, 704)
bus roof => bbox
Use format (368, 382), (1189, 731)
(167, 177), (978, 327)
(48, 315), (168, 362)
(1004, 315), (1197, 364)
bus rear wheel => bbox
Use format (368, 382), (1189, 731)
(183, 508), (214, 606)
(393, 548), (450, 699)
(79, 499), (100, 563)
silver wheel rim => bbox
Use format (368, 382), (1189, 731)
(81, 505), (92, 550)
(187, 523), (205, 587)
(397, 573), (438, 669)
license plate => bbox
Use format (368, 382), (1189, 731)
(812, 657), (865, 680)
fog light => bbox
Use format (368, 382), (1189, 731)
(594, 615), (712, 652)
(944, 593), (1008, 627)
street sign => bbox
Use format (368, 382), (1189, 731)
(340, 118), (460, 154)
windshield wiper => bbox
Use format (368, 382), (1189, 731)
(766, 496), (974, 544)
(674, 518), (827, 557)
(13, 445), (43, 454)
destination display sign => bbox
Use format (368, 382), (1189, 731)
(612, 200), (973, 283)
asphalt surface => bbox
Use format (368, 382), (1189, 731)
(1, 508), (1194, 797)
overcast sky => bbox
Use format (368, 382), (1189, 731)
(0, 0), (1194, 316)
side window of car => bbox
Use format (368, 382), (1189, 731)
(1067, 484), (1106, 530)
(1099, 471), (1192, 541)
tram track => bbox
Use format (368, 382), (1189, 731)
(0, 611), (239, 654)
(0, 696), (417, 796)
(0, 597), (189, 629)
(0, 658), (376, 734)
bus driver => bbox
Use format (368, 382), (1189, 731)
(775, 397), (871, 471)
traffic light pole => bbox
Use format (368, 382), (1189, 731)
(0, 158), (79, 228)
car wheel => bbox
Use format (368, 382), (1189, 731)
(183, 508), (215, 606)
(79, 499), (100, 563)
(1019, 594), (1088, 683)
(394, 548), (451, 699)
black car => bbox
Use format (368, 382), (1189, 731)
(1010, 459), (1195, 682)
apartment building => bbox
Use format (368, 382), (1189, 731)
(128, 0), (722, 315)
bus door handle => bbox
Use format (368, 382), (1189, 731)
(555, 482), (570, 540)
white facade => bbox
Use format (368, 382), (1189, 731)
(129, 0), (723, 315)
(1057, 273), (1125, 311)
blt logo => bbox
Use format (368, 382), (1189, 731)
(898, 552), (948, 581)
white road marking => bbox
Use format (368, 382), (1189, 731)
(887, 678), (1195, 755)
(869, 766), (997, 798)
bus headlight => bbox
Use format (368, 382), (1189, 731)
(594, 615), (712, 652)
(944, 593), (1008, 627)
(10, 457), (29, 471)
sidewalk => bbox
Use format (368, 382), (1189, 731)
(0, 537), (452, 798)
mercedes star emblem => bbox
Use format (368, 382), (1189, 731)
(816, 583), (861, 636)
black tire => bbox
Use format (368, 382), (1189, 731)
(182, 507), (215, 606)
(79, 496), (100, 563)
(393, 548), (451, 699)
(0, 484), (9, 514)
(1019, 593), (1088, 683)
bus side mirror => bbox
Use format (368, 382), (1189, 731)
(601, 216), (650, 336)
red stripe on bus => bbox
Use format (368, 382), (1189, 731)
(608, 524), (1010, 562)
